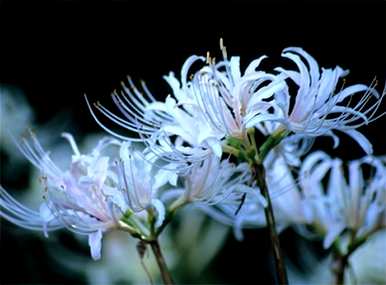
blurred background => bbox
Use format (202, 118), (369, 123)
(0, 0), (385, 284)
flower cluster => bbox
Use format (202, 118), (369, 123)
(87, 47), (383, 166)
(1, 45), (385, 269)
(299, 152), (386, 248)
(0, 131), (251, 260)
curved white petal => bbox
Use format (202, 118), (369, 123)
(88, 230), (103, 260)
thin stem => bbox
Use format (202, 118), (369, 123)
(149, 239), (174, 285)
(253, 162), (288, 284)
(332, 251), (349, 285)
(332, 232), (366, 285)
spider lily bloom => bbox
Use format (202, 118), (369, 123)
(161, 153), (263, 211)
(0, 132), (174, 260)
(299, 151), (386, 249)
(0, 132), (125, 259)
(182, 157), (268, 240)
(268, 47), (385, 154)
(86, 50), (285, 167)
(147, 53), (285, 161)
(188, 52), (285, 142)
(196, 153), (305, 239)
(117, 141), (178, 228)
(84, 56), (221, 167)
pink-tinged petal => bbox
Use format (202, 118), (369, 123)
(89, 230), (103, 260)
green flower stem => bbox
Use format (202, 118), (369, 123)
(251, 127), (289, 284)
(258, 127), (289, 163)
(223, 144), (241, 157)
(253, 161), (288, 285)
(149, 238), (174, 285)
(155, 197), (187, 237)
(118, 221), (142, 237)
(146, 198), (187, 284)
(247, 128), (257, 151)
(121, 211), (150, 238)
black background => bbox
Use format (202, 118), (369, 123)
(0, 0), (385, 284)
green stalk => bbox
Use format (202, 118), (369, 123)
(149, 239), (174, 285)
(252, 162), (288, 284)
(252, 127), (289, 284)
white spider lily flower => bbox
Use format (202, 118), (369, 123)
(162, 153), (259, 210)
(194, 152), (305, 239)
(0, 133), (182, 259)
(197, 190), (270, 241)
(84, 55), (208, 145)
(147, 93), (224, 160)
(1, 132), (132, 260)
(86, 52), (285, 167)
(1, 133), (181, 259)
(147, 54), (285, 163)
(144, 55), (227, 164)
(189, 54), (285, 140)
(85, 56), (220, 168)
(117, 142), (177, 227)
(300, 151), (386, 249)
(183, 155), (250, 205)
(268, 47), (385, 154)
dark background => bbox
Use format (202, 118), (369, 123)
(0, 0), (385, 284)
